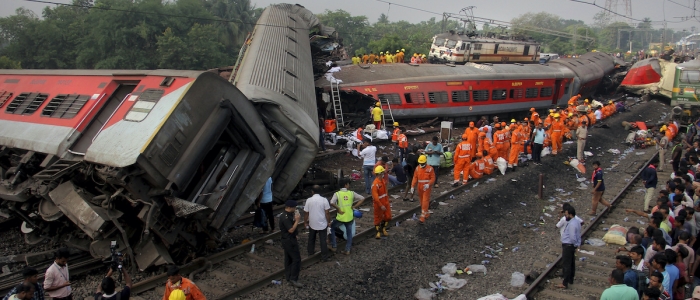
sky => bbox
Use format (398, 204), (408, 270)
(3, 0), (698, 32)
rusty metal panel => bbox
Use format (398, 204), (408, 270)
(48, 181), (109, 239)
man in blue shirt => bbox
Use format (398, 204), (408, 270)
(651, 253), (677, 299)
(556, 205), (581, 289)
(424, 136), (443, 188)
(256, 177), (274, 233)
(589, 161), (612, 216)
(530, 122), (545, 165)
(615, 255), (638, 290)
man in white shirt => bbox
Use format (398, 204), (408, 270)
(360, 140), (377, 194)
(304, 185), (331, 261)
(44, 248), (72, 300)
(556, 203), (584, 236)
(594, 107), (602, 122)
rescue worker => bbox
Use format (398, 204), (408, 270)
(355, 126), (364, 153)
(372, 166), (391, 238)
(469, 154), (485, 180)
(368, 51), (376, 64)
(162, 265), (207, 299)
(568, 94), (581, 106)
(502, 122), (511, 160)
(351, 55), (360, 65)
(607, 100), (617, 116)
(453, 134), (472, 187)
(577, 111), (589, 129)
(586, 105), (596, 126)
(494, 123), (506, 159)
(667, 121), (678, 139)
(379, 52), (386, 64)
(482, 150), (495, 175)
(329, 181), (366, 255)
(530, 108), (541, 126)
(392, 122), (400, 157)
(386, 51), (393, 63)
(508, 121), (522, 170)
(550, 113), (565, 155)
(362, 53), (369, 64)
(543, 110), (555, 128)
(410, 54), (418, 64)
(463, 122), (479, 158)
(421, 54), (427, 63)
(410, 155), (435, 224)
(480, 131), (497, 161)
(371, 102), (383, 129)
(522, 119), (532, 155)
(398, 49), (405, 62)
(397, 127), (408, 162)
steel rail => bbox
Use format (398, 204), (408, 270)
(523, 152), (658, 297)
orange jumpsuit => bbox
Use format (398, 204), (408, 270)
(483, 156), (495, 175)
(543, 115), (554, 129)
(577, 115), (589, 128)
(608, 103), (617, 115)
(482, 137), (498, 161)
(412, 165), (436, 222)
(369, 54), (376, 63)
(508, 127), (523, 167)
(372, 177), (391, 226)
(362, 55), (369, 64)
(453, 141), (472, 183)
(464, 127), (479, 157)
(568, 94), (581, 106)
(587, 111), (596, 125)
(469, 159), (485, 180)
(494, 129), (507, 159)
(503, 129), (511, 161)
(380, 55), (386, 63)
(531, 112), (541, 127)
(550, 119), (565, 155)
(374, 161), (388, 185)
(163, 278), (206, 300)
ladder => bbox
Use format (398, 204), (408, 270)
(330, 80), (344, 127)
(380, 95), (396, 130)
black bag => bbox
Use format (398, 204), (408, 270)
(253, 207), (267, 228)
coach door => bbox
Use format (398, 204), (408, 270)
(523, 46), (530, 57)
(69, 83), (137, 155)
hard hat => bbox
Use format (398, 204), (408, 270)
(462, 134), (468, 140)
(418, 155), (427, 164)
(374, 165), (385, 174)
(376, 102), (381, 107)
(660, 125), (667, 132)
(584, 99), (589, 103)
(568, 113), (573, 117)
(396, 50), (400, 53)
(380, 52), (383, 54)
(401, 48), (405, 51)
(524, 118), (529, 121)
(608, 100), (613, 104)
(479, 132), (486, 137)
(553, 113), (560, 118)
(549, 109), (554, 113)
(494, 123), (501, 128)
(530, 107), (536, 112)
(469, 121), (475, 127)
(393, 122), (399, 126)
(510, 119), (516, 123)
(353, 209), (363, 218)
(169, 290), (186, 300)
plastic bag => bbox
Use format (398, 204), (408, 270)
(476, 294), (509, 300)
(466, 264), (487, 275)
(441, 263), (457, 276)
(438, 274), (467, 290)
(510, 272), (525, 287)
(496, 157), (507, 175)
(586, 238), (606, 247)
(603, 224), (628, 245)
(375, 129), (389, 140)
(541, 147), (551, 157)
(414, 288), (435, 300)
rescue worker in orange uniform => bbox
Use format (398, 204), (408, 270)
(568, 94), (581, 106)
(502, 122), (511, 160)
(410, 155), (435, 224)
(469, 154), (485, 180)
(453, 134), (473, 186)
(530, 108), (541, 127)
(563, 113), (577, 140)
(577, 112), (589, 129)
(355, 127), (364, 152)
(480, 131), (497, 161)
(508, 121), (522, 170)
(368, 52), (376, 64)
(372, 165), (391, 238)
(379, 52), (386, 64)
(543, 110), (555, 128)
(482, 150), (495, 175)
(392, 122), (400, 158)
(362, 53), (369, 64)
(463, 122), (479, 157)
(493, 123), (507, 160)
(550, 113), (565, 155)
(586, 107), (596, 126)
(396, 49), (405, 63)
(606, 100), (617, 116)
(397, 127), (408, 162)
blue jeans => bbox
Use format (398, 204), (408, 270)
(388, 175), (406, 187)
(363, 165), (374, 194)
(329, 219), (354, 251)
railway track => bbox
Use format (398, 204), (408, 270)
(524, 152), (658, 299)
(130, 170), (487, 299)
(0, 253), (99, 296)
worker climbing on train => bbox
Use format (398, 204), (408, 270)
(453, 134), (473, 187)
(568, 94), (581, 106)
(372, 165), (391, 238)
(371, 102), (383, 129)
(469, 154), (485, 180)
(397, 127), (408, 162)
(530, 108), (541, 127)
(368, 51), (376, 64)
(494, 123), (506, 160)
(508, 120), (522, 171)
(410, 155), (435, 224)
(464, 122), (479, 158)
(550, 113), (565, 155)
(482, 150), (495, 175)
(362, 53), (369, 64)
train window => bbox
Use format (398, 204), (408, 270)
(472, 90), (489, 101)
(428, 92), (449, 104)
(680, 70), (700, 83)
(42, 94), (90, 118)
(434, 38), (446, 46)
(125, 89), (165, 122)
(451, 91), (470, 102)
(492, 89), (507, 100)
(540, 87), (553, 97)
(404, 92), (425, 104)
(5, 92), (49, 115)
(0, 91), (12, 108)
(474, 44), (482, 51)
(525, 88), (538, 98)
(460, 43), (467, 50)
(378, 93), (402, 105)
(563, 84), (570, 95)
(509, 89), (523, 99)
(446, 40), (457, 48)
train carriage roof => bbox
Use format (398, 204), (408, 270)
(433, 32), (539, 45)
(678, 59), (700, 69)
(316, 63), (570, 88)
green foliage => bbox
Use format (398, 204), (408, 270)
(0, 56), (21, 69)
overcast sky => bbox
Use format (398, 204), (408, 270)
(3, 0), (698, 32)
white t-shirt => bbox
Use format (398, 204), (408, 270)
(594, 110), (602, 120)
(304, 194), (330, 230)
(360, 145), (377, 166)
(556, 215), (584, 236)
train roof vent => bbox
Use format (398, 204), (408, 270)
(0, 91), (13, 108)
(42, 94), (90, 119)
(6, 92), (49, 115)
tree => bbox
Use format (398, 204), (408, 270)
(0, 56), (21, 69)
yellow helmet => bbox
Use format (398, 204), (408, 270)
(609, 100), (613, 104)
(553, 113), (560, 118)
(374, 165), (385, 174)
(418, 155), (427, 164)
(549, 109), (554, 113)
(568, 113), (573, 117)
(510, 119), (517, 123)
(169, 290), (186, 300)
(584, 99), (589, 103)
(376, 102), (381, 107)
(401, 48), (405, 52)
(380, 51), (384, 54)
(660, 125), (667, 132)
(396, 50), (400, 53)
(393, 122), (399, 126)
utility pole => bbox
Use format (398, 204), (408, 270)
(617, 27), (621, 50)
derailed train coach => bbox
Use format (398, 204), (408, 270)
(0, 4), (320, 271)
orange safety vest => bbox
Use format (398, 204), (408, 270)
(455, 141), (472, 163)
(483, 156), (494, 173)
(568, 95), (580, 106)
(469, 160), (484, 179)
(372, 177), (389, 205)
(392, 128), (400, 142)
(412, 164), (436, 187)
(398, 134), (408, 148)
(356, 129), (363, 141)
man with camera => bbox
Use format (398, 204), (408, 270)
(94, 263), (132, 300)
(3, 267), (43, 300)
(43, 248), (72, 300)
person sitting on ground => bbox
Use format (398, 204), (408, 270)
(2, 268), (43, 300)
(162, 265), (205, 300)
(600, 269), (640, 300)
(388, 158), (407, 187)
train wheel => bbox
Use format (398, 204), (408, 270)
(22, 222), (46, 245)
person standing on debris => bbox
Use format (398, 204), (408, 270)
(531, 122), (546, 165)
(411, 155), (435, 224)
(372, 166), (391, 238)
(304, 185), (331, 261)
(6, 283), (34, 300)
(600, 269), (640, 300)
(329, 181), (366, 255)
(360, 139), (377, 195)
(95, 262), (132, 300)
(453, 134), (472, 187)
(576, 120), (588, 162)
(555, 205), (581, 289)
(642, 159), (659, 213)
(424, 136), (443, 188)
(371, 102), (383, 129)
(3, 268), (43, 300)
(44, 248), (72, 300)
(162, 266), (206, 300)
(589, 161), (612, 215)
(279, 200), (303, 288)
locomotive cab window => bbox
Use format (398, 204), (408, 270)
(451, 90), (470, 102)
(680, 70), (700, 83)
(446, 40), (457, 48)
(460, 43), (467, 51)
(378, 93), (402, 105)
(492, 89), (507, 100)
(428, 91), (449, 104)
(525, 88), (538, 98)
(404, 92), (425, 104)
(472, 90), (489, 101)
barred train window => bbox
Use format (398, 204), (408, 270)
(42, 94), (89, 118)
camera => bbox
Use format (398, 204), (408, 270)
(109, 241), (124, 281)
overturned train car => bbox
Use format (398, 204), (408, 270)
(0, 4), (319, 271)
